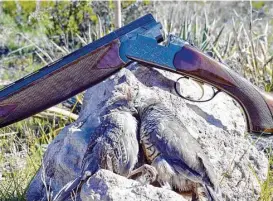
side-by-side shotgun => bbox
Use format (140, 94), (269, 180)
(1, 14), (273, 135)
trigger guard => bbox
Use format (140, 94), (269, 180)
(174, 76), (221, 102)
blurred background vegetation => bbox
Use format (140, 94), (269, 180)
(0, 1), (273, 200)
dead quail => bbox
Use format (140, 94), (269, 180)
(54, 86), (139, 201)
(133, 101), (221, 201)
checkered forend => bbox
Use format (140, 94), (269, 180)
(0, 14), (160, 128)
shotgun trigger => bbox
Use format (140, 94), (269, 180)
(174, 76), (221, 102)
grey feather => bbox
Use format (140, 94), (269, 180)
(54, 109), (139, 201)
(139, 102), (221, 201)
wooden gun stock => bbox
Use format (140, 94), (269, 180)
(173, 44), (273, 135)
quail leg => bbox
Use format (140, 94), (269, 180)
(127, 164), (158, 184)
(196, 185), (209, 201)
(191, 184), (199, 201)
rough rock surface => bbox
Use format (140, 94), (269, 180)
(27, 63), (268, 201)
(80, 169), (187, 201)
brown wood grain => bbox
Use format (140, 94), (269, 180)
(173, 44), (273, 134)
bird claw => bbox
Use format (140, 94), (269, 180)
(127, 164), (158, 184)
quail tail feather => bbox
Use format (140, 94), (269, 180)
(53, 176), (84, 201)
(53, 169), (95, 201)
(203, 184), (222, 201)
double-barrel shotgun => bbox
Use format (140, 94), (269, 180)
(1, 14), (273, 135)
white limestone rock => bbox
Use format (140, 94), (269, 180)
(80, 169), (187, 201)
(27, 63), (268, 201)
